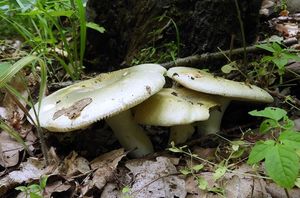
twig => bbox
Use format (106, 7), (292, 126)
(161, 38), (298, 69)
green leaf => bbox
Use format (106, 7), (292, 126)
(29, 192), (42, 198)
(168, 147), (182, 153)
(221, 61), (238, 74)
(272, 57), (288, 71)
(279, 131), (300, 150)
(180, 168), (191, 175)
(0, 56), (38, 88)
(28, 184), (41, 192)
(15, 186), (28, 192)
(39, 175), (48, 189)
(213, 166), (227, 181)
(196, 177), (208, 190)
(282, 116), (294, 130)
(86, 22), (105, 33)
(247, 140), (275, 164)
(249, 107), (287, 121)
(272, 42), (283, 52)
(48, 10), (74, 17)
(295, 178), (300, 188)
(265, 144), (299, 188)
(192, 164), (204, 172)
(259, 119), (278, 134)
(256, 43), (276, 53)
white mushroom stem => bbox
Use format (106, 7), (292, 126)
(105, 109), (154, 157)
(197, 98), (231, 136)
(169, 124), (195, 145)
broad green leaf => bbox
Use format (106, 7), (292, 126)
(282, 53), (300, 62)
(282, 116), (295, 130)
(247, 140), (275, 164)
(265, 144), (299, 188)
(272, 57), (288, 70)
(86, 22), (105, 33)
(249, 107), (287, 121)
(279, 131), (300, 149)
(272, 42), (283, 52)
(259, 119), (277, 134)
(256, 43), (276, 53)
(213, 166), (227, 181)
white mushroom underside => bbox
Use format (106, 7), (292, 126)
(29, 64), (166, 131)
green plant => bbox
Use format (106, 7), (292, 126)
(15, 175), (48, 198)
(0, 0), (104, 80)
(256, 42), (300, 83)
(0, 56), (49, 162)
(131, 15), (180, 65)
(248, 107), (300, 188)
(168, 143), (226, 196)
(121, 186), (132, 198)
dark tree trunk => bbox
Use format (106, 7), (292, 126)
(85, 0), (262, 71)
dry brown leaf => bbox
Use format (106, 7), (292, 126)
(60, 151), (90, 177)
(124, 156), (186, 198)
(0, 157), (48, 196)
(43, 180), (72, 198)
(0, 132), (24, 167)
(90, 148), (126, 190)
(2, 75), (29, 129)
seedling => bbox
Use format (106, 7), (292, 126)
(248, 107), (300, 188)
(256, 42), (300, 83)
(15, 175), (48, 198)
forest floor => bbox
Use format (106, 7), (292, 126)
(1, 3), (300, 198)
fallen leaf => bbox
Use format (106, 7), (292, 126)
(60, 151), (90, 177)
(0, 132), (24, 167)
(0, 157), (47, 196)
(125, 156), (186, 198)
(90, 148), (126, 190)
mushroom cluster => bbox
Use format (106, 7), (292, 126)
(29, 64), (166, 157)
(28, 64), (273, 158)
(166, 67), (274, 136)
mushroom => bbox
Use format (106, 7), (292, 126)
(133, 87), (220, 144)
(29, 64), (166, 157)
(167, 67), (274, 135)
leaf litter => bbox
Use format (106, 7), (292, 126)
(1, 2), (300, 198)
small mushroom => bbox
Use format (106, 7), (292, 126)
(167, 67), (274, 135)
(133, 87), (220, 144)
(29, 64), (166, 157)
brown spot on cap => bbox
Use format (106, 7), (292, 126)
(53, 97), (93, 120)
(146, 86), (151, 95)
